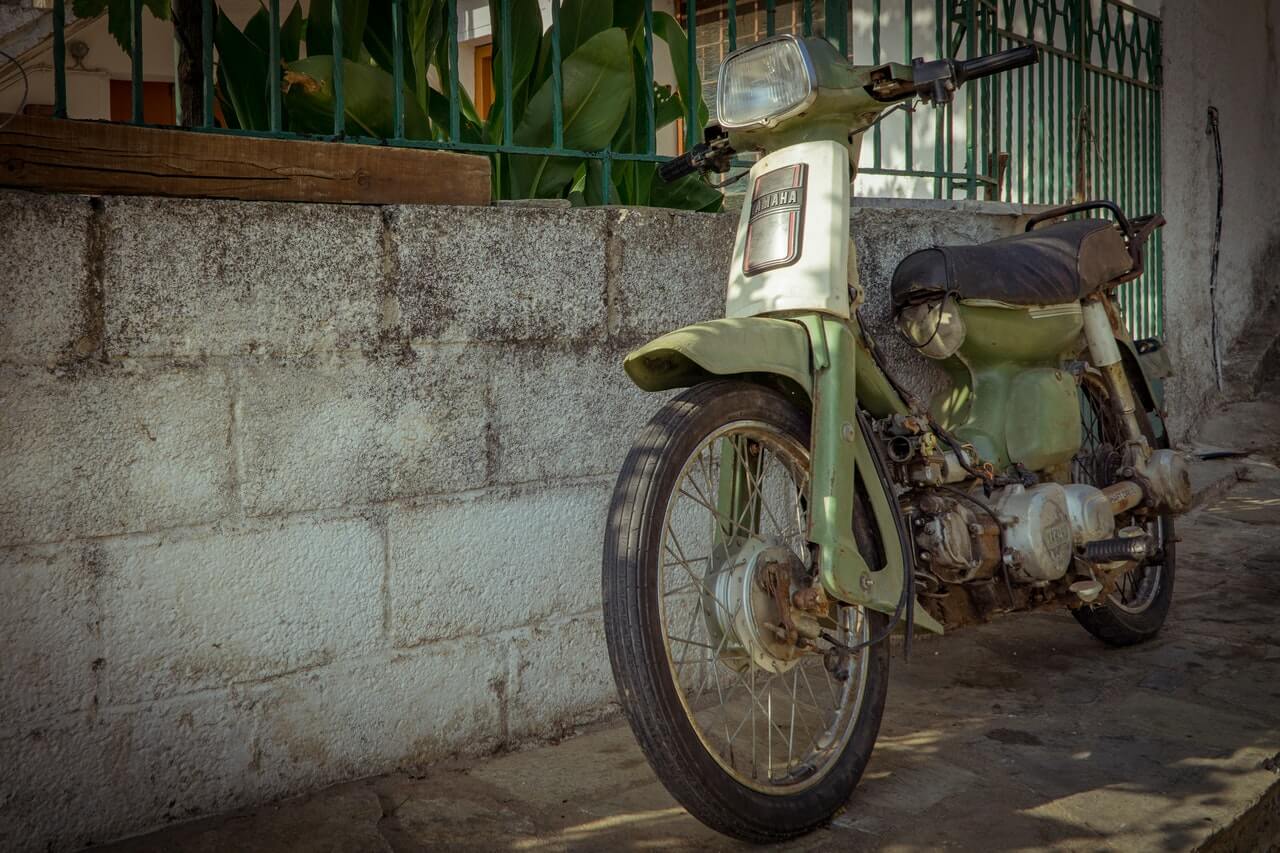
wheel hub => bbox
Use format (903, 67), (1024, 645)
(710, 540), (812, 674)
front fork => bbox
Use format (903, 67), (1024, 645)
(714, 311), (943, 632)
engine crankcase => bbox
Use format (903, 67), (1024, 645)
(991, 483), (1074, 582)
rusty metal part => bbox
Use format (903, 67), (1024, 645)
(1101, 480), (1145, 515)
(759, 558), (799, 646)
(791, 583), (829, 613)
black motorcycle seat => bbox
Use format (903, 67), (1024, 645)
(890, 219), (1134, 309)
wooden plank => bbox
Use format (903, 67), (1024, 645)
(0, 115), (491, 206)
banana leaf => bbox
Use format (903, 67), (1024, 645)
(649, 167), (723, 212)
(365, 0), (445, 117)
(214, 7), (268, 131)
(484, 0), (542, 139)
(283, 55), (431, 139)
(306, 0), (369, 62)
(508, 27), (633, 198)
(558, 0), (612, 58)
(243, 1), (304, 63)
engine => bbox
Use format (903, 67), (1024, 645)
(914, 481), (1122, 585)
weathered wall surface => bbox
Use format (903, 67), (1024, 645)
(0, 189), (1029, 851)
(1158, 0), (1280, 425)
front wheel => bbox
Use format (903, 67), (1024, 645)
(602, 381), (889, 843)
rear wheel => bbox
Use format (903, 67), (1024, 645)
(602, 381), (889, 842)
(1070, 373), (1176, 646)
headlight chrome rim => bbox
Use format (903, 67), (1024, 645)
(716, 34), (819, 131)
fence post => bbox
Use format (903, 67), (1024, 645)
(1073, 0), (1087, 201)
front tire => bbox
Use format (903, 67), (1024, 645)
(602, 380), (889, 843)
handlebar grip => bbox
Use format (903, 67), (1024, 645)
(954, 45), (1040, 84)
(658, 153), (697, 183)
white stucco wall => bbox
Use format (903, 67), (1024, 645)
(1157, 0), (1280, 429)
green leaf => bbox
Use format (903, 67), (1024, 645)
(283, 55), (431, 139)
(306, 0), (370, 63)
(584, 158), (621, 206)
(558, 0), (611, 57)
(486, 0), (542, 129)
(281, 2), (305, 62)
(612, 0), (646, 36)
(649, 170), (723, 211)
(508, 27), (632, 198)
(72, 0), (167, 55)
(652, 11), (708, 131)
(214, 7), (269, 131)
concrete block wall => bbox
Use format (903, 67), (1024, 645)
(0, 189), (1032, 851)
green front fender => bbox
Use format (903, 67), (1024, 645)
(622, 316), (943, 635)
(624, 318), (814, 402)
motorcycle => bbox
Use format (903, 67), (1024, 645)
(601, 34), (1189, 842)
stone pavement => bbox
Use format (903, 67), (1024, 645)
(97, 396), (1280, 853)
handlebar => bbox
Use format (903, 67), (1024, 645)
(953, 45), (1041, 85)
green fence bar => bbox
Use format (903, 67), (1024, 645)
(52, 0), (66, 118)
(332, 0), (344, 135)
(391, 0), (405, 139)
(500, 0), (513, 146)
(643, 0), (656, 154)
(551, 0), (565, 149)
(130, 0), (143, 123)
(685, 0), (697, 152)
(766, 0), (776, 37)
(268, 0), (282, 132)
(728, 0), (738, 52)
(803, 0), (813, 37)
(448, 0), (460, 141)
(201, 0), (213, 128)
(871, 0), (880, 169)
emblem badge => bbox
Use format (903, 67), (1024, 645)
(743, 164), (807, 276)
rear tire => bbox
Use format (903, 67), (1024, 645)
(1071, 374), (1176, 647)
(602, 380), (890, 842)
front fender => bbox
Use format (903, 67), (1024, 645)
(623, 318), (814, 401)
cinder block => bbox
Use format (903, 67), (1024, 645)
(0, 364), (235, 547)
(98, 516), (384, 705)
(235, 347), (489, 517)
(101, 197), (385, 358)
(508, 616), (616, 740)
(388, 482), (612, 647)
(390, 205), (609, 343)
(248, 640), (507, 793)
(0, 191), (93, 365)
(0, 544), (100, 735)
(489, 342), (666, 485)
(0, 689), (257, 853)
(608, 207), (735, 344)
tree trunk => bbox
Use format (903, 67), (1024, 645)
(171, 0), (204, 126)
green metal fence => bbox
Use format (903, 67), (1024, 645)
(38, 0), (1161, 334)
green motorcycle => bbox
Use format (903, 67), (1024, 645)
(602, 34), (1188, 842)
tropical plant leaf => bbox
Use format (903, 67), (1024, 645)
(214, 7), (268, 131)
(652, 11), (708, 130)
(283, 55), (431, 139)
(558, 0), (611, 57)
(281, 1), (305, 62)
(612, 0), (646, 36)
(509, 27), (632, 198)
(306, 0), (369, 62)
(485, 0), (542, 135)
(584, 158), (621, 206)
(73, 0), (168, 56)
(649, 168), (723, 211)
